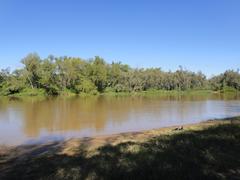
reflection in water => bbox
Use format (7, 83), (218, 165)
(0, 94), (240, 145)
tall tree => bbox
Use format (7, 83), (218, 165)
(89, 56), (107, 92)
(21, 53), (41, 89)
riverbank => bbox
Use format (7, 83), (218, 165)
(1, 116), (240, 179)
(2, 89), (240, 98)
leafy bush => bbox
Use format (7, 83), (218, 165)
(74, 79), (98, 95)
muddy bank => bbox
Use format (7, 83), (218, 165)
(1, 116), (239, 159)
(1, 116), (240, 179)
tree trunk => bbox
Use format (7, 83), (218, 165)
(27, 76), (34, 89)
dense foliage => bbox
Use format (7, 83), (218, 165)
(0, 53), (239, 96)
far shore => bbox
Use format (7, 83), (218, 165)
(0, 89), (239, 101)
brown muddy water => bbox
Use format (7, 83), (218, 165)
(0, 94), (240, 146)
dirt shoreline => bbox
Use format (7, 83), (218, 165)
(0, 116), (239, 158)
(1, 116), (240, 179)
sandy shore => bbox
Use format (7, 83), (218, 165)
(1, 116), (240, 179)
(1, 116), (239, 159)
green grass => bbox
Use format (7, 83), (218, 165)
(102, 89), (216, 97)
(7, 88), (46, 97)
(221, 86), (239, 94)
(59, 89), (77, 97)
(1, 119), (240, 179)
(1, 88), (239, 98)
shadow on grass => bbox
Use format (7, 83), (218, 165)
(1, 122), (240, 180)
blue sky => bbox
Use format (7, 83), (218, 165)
(0, 0), (239, 76)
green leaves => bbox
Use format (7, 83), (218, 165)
(21, 53), (42, 89)
(209, 70), (240, 91)
(74, 79), (97, 94)
(0, 53), (239, 96)
(89, 56), (108, 92)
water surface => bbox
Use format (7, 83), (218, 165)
(0, 94), (240, 145)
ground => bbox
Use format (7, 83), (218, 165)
(0, 117), (240, 180)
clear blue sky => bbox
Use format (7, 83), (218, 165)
(0, 0), (239, 76)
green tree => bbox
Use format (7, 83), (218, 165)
(38, 57), (60, 95)
(223, 70), (240, 90)
(0, 70), (25, 95)
(0, 53), (238, 96)
(21, 53), (41, 89)
(74, 78), (97, 94)
(88, 56), (107, 92)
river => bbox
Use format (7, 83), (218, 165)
(0, 94), (240, 145)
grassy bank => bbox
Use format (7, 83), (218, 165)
(2, 88), (239, 98)
(102, 89), (216, 97)
(1, 117), (240, 179)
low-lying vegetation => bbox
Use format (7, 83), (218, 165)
(0, 53), (240, 96)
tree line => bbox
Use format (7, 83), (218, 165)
(0, 53), (239, 96)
